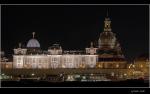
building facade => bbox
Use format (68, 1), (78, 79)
(1, 15), (149, 82)
(13, 54), (97, 69)
(12, 16), (127, 69)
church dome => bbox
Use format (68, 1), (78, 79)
(26, 32), (40, 48)
(99, 31), (116, 49)
(100, 31), (116, 40)
(98, 17), (118, 49)
(27, 38), (40, 48)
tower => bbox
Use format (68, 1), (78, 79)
(85, 41), (98, 55)
(96, 11), (126, 69)
(104, 17), (112, 32)
(32, 32), (35, 38)
(104, 9), (111, 32)
(98, 12), (116, 49)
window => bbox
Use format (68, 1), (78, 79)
(54, 58), (57, 61)
(82, 57), (85, 62)
(39, 59), (41, 63)
(18, 58), (21, 60)
(33, 58), (35, 63)
(91, 57), (94, 62)
(52, 57), (57, 62)
(64, 58), (66, 62)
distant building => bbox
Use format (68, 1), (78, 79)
(1, 14), (149, 81)
(12, 16), (127, 69)
(0, 51), (12, 69)
(96, 17), (126, 69)
(134, 54), (149, 79)
(0, 51), (5, 57)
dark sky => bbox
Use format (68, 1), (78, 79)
(1, 5), (149, 60)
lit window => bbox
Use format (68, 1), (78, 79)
(91, 57), (94, 61)
(116, 64), (119, 68)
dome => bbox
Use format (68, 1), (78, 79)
(98, 31), (116, 48)
(27, 38), (40, 48)
(100, 31), (116, 40)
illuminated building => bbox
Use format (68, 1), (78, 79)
(0, 51), (13, 69)
(97, 16), (126, 69)
(133, 54), (149, 79)
(1, 14), (149, 81)
(13, 16), (125, 69)
(13, 32), (97, 69)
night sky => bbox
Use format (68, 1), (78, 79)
(1, 5), (149, 60)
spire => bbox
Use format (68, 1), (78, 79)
(19, 43), (21, 48)
(104, 9), (111, 32)
(90, 42), (93, 48)
(60, 46), (62, 49)
(106, 9), (109, 18)
(32, 32), (35, 38)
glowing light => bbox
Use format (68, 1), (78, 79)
(79, 64), (85, 68)
(124, 73), (127, 76)
(82, 76), (86, 79)
(116, 64), (119, 68)
(129, 64), (134, 69)
(31, 73), (35, 76)
(61, 64), (66, 68)
(6, 65), (9, 68)
(91, 73), (94, 76)
(111, 72), (114, 76)
(132, 65), (135, 68)
(140, 65), (143, 68)
(97, 64), (102, 68)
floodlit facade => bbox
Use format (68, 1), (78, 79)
(13, 16), (126, 69)
(1, 15), (149, 82)
(13, 53), (98, 69)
